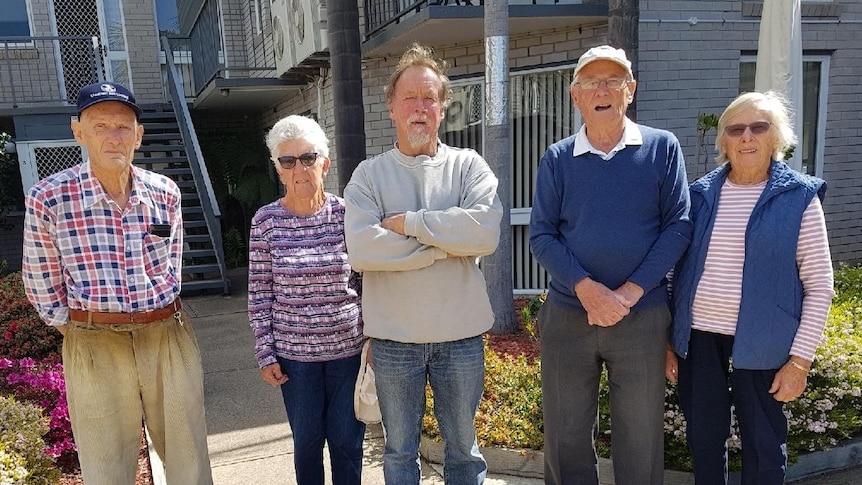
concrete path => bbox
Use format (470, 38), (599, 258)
(185, 269), (862, 484)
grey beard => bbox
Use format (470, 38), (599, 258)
(406, 131), (432, 150)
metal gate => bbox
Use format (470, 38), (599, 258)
(18, 140), (84, 191)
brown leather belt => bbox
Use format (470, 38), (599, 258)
(69, 299), (182, 324)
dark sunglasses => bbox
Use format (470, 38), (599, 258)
(277, 152), (319, 169)
(725, 121), (772, 138)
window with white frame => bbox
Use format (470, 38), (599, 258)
(739, 55), (830, 177)
(1, 0), (32, 37)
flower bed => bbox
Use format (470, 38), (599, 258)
(0, 272), (153, 484)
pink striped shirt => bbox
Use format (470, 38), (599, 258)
(691, 180), (834, 362)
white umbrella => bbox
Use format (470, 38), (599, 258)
(755, 0), (803, 172)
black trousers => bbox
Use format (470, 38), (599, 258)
(678, 329), (788, 485)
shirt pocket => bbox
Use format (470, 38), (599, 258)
(142, 234), (172, 278)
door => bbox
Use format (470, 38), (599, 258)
(51, 0), (132, 101)
(98, 0), (132, 87)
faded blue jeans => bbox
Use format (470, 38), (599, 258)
(371, 336), (487, 485)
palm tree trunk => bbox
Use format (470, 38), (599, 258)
(328, 0), (366, 192)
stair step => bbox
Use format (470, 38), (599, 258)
(185, 234), (212, 243)
(142, 133), (183, 142)
(183, 220), (208, 229)
(142, 122), (180, 131)
(184, 248), (216, 259)
(135, 157), (189, 165)
(156, 167), (193, 176)
(138, 145), (186, 153)
(184, 263), (221, 274)
(181, 278), (230, 294)
(183, 206), (203, 214)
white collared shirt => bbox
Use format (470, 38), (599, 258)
(572, 117), (643, 160)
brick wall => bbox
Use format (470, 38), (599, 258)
(639, 0), (862, 263)
(124, 0), (165, 103)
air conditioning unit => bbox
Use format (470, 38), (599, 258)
(271, 0), (328, 76)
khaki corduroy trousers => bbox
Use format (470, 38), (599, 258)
(63, 311), (213, 485)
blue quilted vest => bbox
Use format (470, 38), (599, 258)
(670, 161), (826, 369)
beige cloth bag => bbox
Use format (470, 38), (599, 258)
(354, 340), (382, 424)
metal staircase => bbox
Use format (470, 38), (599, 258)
(135, 103), (230, 294)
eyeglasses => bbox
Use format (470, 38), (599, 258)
(724, 121), (772, 138)
(575, 77), (629, 90)
(277, 152), (319, 169)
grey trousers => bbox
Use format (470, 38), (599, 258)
(539, 301), (669, 485)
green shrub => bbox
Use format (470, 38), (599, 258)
(0, 395), (62, 484)
(833, 263), (862, 306)
(786, 299), (862, 456)
(222, 226), (248, 269)
(520, 293), (545, 341)
(423, 344), (544, 450)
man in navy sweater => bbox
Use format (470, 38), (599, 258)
(529, 45), (692, 485)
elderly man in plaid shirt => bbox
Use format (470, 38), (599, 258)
(22, 81), (213, 485)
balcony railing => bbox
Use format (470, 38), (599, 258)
(0, 35), (102, 109)
(363, 0), (593, 42)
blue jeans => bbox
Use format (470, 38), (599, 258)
(371, 336), (487, 485)
(277, 355), (365, 485)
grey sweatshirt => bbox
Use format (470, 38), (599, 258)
(344, 142), (503, 343)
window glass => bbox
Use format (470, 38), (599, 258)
(156, 0), (180, 34)
(1, 0), (31, 37)
(739, 59), (824, 176)
(103, 0), (126, 50)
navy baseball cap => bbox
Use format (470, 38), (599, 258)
(76, 82), (142, 120)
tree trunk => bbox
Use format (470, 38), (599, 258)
(484, 0), (517, 334)
(608, 0), (639, 122)
(328, 0), (366, 193)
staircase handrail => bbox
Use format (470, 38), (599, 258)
(160, 35), (229, 294)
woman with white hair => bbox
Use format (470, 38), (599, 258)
(248, 115), (365, 484)
(668, 92), (834, 484)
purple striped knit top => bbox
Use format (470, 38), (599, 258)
(248, 193), (363, 367)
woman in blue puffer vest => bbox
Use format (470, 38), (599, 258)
(667, 91), (835, 485)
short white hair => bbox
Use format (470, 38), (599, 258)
(265, 115), (329, 163)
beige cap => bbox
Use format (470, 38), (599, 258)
(573, 45), (633, 80)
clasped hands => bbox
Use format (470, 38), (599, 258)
(574, 278), (643, 327)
